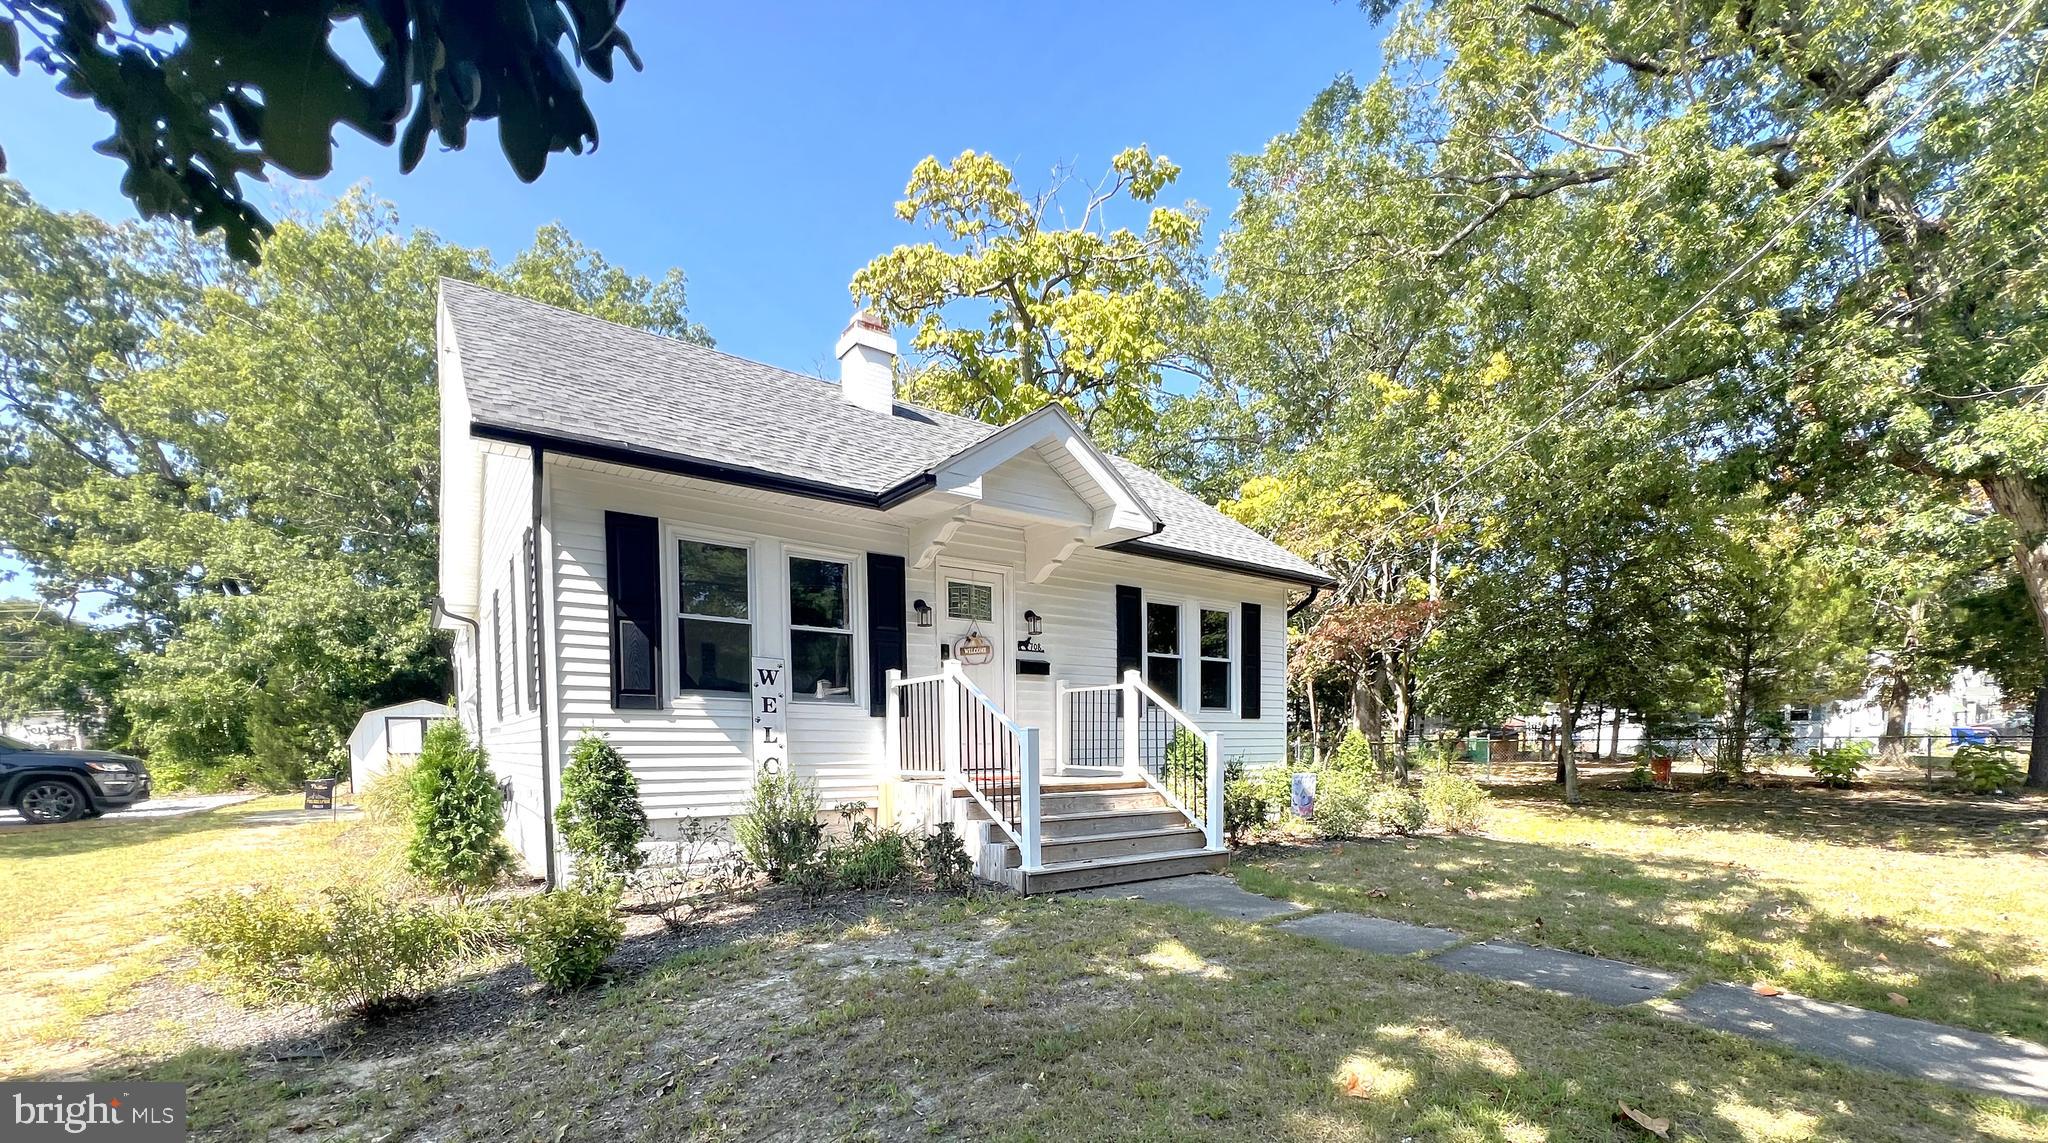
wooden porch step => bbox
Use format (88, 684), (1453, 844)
(949, 776), (1148, 797)
(1039, 807), (1194, 838)
(996, 825), (1206, 868)
(1017, 848), (1229, 895)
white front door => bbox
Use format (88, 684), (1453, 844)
(937, 563), (1008, 713)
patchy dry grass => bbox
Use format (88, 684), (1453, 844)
(0, 796), (380, 1074)
(10, 785), (2048, 1140)
(1236, 777), (2048, 1044)
(133, 897), (2048, 1141)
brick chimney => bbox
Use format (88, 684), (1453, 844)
(834, 311), (897, 415)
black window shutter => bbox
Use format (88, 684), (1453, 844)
(1114, 584), (1142, 679)
(866, 552), (906, 717)
(1240, 602), (1262, 720)
(605, 511), (662, 710)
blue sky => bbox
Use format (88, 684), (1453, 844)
(0, 1), (1389, 600)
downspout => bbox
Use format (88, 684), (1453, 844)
(429, 596), (482, 727)
(1287, 585), (1321, 619)
(532, 446), (560, 889)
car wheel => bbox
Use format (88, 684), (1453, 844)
(16, 780), (87, 824)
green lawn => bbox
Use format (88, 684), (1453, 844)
(7, 787), (2047, 1140)
(1235, 776), (2048, 1044)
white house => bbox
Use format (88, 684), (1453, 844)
(346, 699), (454, 791)
(433, 281), (1332, 891)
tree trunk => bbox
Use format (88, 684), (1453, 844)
(1388, 655), (1413, 782)
(1559, 702), (1581, 805)
(1727, 640), (1754, 778)
(1351, 665), (1385, 767)
(1982, 475), (2048, 653)
(1609, 709), (1624, 760)
(1307, 674), (1323, 766)
(2029, 683), (2048, 790)
(1878, 669), (1910, 762)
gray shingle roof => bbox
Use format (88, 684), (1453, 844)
(443, 279), (1332, 586)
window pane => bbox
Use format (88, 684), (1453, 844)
(1200, 661), (1231, 709)
(1147, 654), (1181, 701)
(789, 557), (848, 629)
(1146, 602), (1180, 654)
(1200, 609), (1230, 658)
(792, 630), (854, 702)
(678, 617), (750, 692)
(679, 540), (749, 619)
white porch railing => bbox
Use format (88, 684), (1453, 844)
(886, 663), (1043, 870)
(1056, 671), (1224, 852)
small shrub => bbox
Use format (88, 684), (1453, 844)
(407, 722), (513, 897)
(786, 859), (835, 901)
(1366, 785), (1427, 835)
(1623, 760), (1657, 791)
(360, 759), (419, 826)
(1222, 759), (1273, 844)
(1311, 770), (1373, 839)
(1328, 728), (1378, 775)
(510, 883), (624, 991)
(918, 820), (973, 891)
(733, 773), (824, 881)
(181, 886), (471, 1015)
(1253, 764), (1298, 818)
(640, 817), (755, 932)
(821, 805), (916, 890)
(1951, 744), (2024, 794)
(1159, 729), (1209, 795)
(1419, 762), (1487, 833)
(1807, 741), (1872, 789)
(556, 733), (651, 882)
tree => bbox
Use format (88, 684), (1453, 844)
(556, 732), (649, 880)
(0, 2), (640, 261)
(849, 148), (1207, 448)
(0, 599), (127, 742)
(0, 179), (710, 788)
(407, 720), (512, 898)
(1220, 0), (2048, 729)
(1949, 579), (2048, 787)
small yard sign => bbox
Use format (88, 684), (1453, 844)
(752, 656), (788, 774)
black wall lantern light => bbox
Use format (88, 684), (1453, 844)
(1023, 609), (1043, 636)
(912, 599), (934, 628)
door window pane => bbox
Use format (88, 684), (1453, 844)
(947, 580), (993, 622)
(679, 540), (749, 619)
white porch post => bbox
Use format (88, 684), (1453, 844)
(1019, 726), (1043, 871)
(1054, 680), (1068, 772)
(883, 668), (902, 773)
(1121, 669), (1143, 777)
(940, 664), (962, 786)
(1205, 731), (1226, 851)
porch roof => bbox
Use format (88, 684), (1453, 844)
(441, 279), (1334, 587)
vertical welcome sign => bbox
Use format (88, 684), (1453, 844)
(752, 656), (788, 774)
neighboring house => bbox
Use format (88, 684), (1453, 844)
(434, 281), (1332, 891)
(347, 699), (454, 791)
(1791, 669), (2009, 747)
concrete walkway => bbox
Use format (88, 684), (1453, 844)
(1076, 874), (2048, 1106)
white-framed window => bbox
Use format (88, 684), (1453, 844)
(1145, 599), (1182, 701)
(789, 553), (857, 704)
(675, 535), (753, 696)
(1198, 607), (1233, 711)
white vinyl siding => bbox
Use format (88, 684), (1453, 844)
(476, 445), (547, 875)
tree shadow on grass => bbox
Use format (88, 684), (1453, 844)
(1239, 834), (2048, 1045)
(1484, 771), (2048, 857)
(18, 894), (2047, 1142)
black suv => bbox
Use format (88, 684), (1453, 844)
(0, 733), (151, 823)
